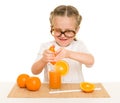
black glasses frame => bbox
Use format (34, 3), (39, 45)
(51, 29), (76, 38)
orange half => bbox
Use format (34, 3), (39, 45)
(80, 82), (95, 93)
(54, 60), (69, 76)
(49, 45), (56, 65)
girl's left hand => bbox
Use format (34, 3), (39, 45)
(55, 48), (69, 61)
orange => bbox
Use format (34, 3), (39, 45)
(80, 82), (95, 93)
(17, 74), (30, 88)
(49, 45), (55, 52)
(49, 45), (56, 65)
(54, 60), (69, 76)
(26, 76), (41, 91)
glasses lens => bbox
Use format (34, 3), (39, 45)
(64, 30), (75, 38)
(52, 29), (61, 36)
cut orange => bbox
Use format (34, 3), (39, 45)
(80, 82), (95, 93)
(54, 60), (69, 76)
(49, 45), (56, 65)
(49, 45), (55, 52)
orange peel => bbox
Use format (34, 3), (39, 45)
(49, 45), (56, 65)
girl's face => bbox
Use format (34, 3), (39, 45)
(51, 16), (79, 47)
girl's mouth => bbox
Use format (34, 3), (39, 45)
(59, 38), (68, 41)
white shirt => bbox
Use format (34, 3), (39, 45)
(36, 40), (89, 83)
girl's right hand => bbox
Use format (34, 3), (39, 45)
(41, 48), (56, 63)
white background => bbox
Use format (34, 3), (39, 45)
(0, 0), (120, 82)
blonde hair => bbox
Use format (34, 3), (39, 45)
(49, 5), (82, 29)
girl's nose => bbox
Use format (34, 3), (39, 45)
(60, 32), (66, 37)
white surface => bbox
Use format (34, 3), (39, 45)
(0, 82), (120, 103)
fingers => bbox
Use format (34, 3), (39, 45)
(42, 49), (56, 62)
(54, 48), (65, 61)
(55, 47), (64, 55)
(42, 47), (67, 63)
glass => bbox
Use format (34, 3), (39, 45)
(51, 29), (76, 38)
(49, 70), (61, 89)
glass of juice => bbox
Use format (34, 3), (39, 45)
(49, 70), (61, 89)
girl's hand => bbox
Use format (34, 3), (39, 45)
(55, 48), (69, 61)
(41, 49), (56, 63)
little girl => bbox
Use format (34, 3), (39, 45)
(31, 5), (94, 83)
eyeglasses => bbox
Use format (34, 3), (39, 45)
(51, 29), (76, 38)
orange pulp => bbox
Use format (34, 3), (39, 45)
(54, 60), (69, 76)
(80, 82), (95, 93)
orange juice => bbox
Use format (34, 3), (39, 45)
(49, 70), (61, 89)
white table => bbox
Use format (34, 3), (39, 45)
(0, 82), (120, 103)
